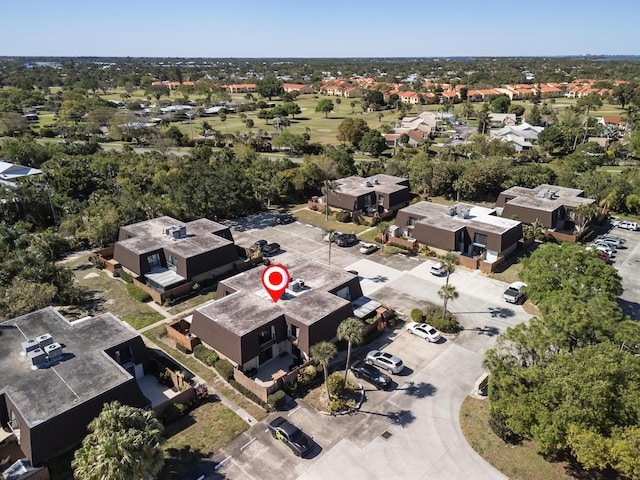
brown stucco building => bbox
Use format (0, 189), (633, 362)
(113, 216), (243, 294)
(0, 308), (149, 466)
(496, 184), (596, 230)
(190, 260), (365, 372)
(327, 174), (411, 218)
(395, 201), (523, 263)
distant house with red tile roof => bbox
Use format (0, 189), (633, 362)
(282, 83), (314, 94)
(226, 84), (257, 94)
(599, 115), (627, 131)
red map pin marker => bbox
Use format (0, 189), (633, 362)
(261, 264), (290, 303)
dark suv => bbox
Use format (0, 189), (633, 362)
(268, 416), (313, 457)
(275, 214), (295, 225)
(336, 233), (358, 247)
(350, 360), (392, 390)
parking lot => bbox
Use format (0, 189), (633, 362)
(589, 226), (640, 320)
(209, 212), (534, 479)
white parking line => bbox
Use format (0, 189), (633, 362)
(214, 456), (232, 470)
(287, 405), (302, 417)
(240, 437), (257, 452)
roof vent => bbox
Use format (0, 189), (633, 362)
(362, 179), (373, 187)
(536, 188), (548, 199)
(372, 177), (380, 185)
(36, 333), (53, 348)
(544, 190), (556, 199)
(445, 206), (457, 216)
(458, 208), (471, 218)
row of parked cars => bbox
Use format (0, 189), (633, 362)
(586, 234), (627, 262)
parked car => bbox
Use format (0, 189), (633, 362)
(336, 233), (358, 247)
(594, 240), (617, 252)
(406, 322), (442, 342)
(275, 214), (295, 225)
(268, 416), (313, 457)
(430, 262), (445, 276)
(350, 360), (392, 390)
(261, 242), (281, 256)
(503, 281), (527, 304)
(614, 220), (638, 231)
(365, 350), (404, 374)
(250, 239), (268, 253)
(598, 236), (625, 248)
(360, 243), (379, 255)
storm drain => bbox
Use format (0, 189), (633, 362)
(381, 431), (392, 440)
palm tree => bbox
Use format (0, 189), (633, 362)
(325, 228), (337, 265)
(321, 179), (337, 221)
(376, 221), (391, 253)
(201, 120), (212, 140)
(438, 284), (458, 321)
(439, 253), (459, 287)
(310, 341), (337, 405)
(72, 401), (164, 480)
(337, 317), (365, 381)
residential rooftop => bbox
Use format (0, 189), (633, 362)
(500, 184), (595, 212)
(117, 216), (233, 256)
(335, 174), (409, 197)
(0, 308), (140, 427)
(402, 201), (520, 235)
(195, 260), (355, 336)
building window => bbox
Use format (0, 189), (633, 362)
(258, 326), (275, 346)
(407, 216), (417, 226)
(147, 253), (161, 270)
(288, 324), (299, 340)
(168, 255), (178, 271)
(472, 233), (487, 247)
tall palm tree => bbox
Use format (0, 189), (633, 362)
(325, 228), (337, 265)
(310, 341), (337, 405)
(72, 401), (164, 480)
(438, 284), (458, 321)
(376, 221), (391, 253)
(321, 179), (337, 221)
(439, 253), (459, 288)
(337, 317), (365, 381)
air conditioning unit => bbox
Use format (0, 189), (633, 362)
(445, 206), (457, 216)
(22, 339), (39, 355)
(178, 226), (187, 237)
(290, 279), (305, 292)
(45, 342), (63, 361)
(28, 348), (47, 368)
(372, 178), (380, 185)
(36, 333), (53, 348)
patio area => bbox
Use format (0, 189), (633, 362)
(136, 374), (182, 408)
(253, 352), (300, 387)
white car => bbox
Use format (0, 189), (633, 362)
(430, 262), (445, 276)
(614, 220), (638, 231)
(365, 350), (404, 374)
(503, 281), (527, 304)
(598, 236), (625, 248)
(359, 243), (379, 255)
(594, 240), (616, 252)
(406, 322), (442, 342)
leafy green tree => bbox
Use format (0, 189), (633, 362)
(336, 117), (369, 145)
(490, 94), (511, 113)
(461, 101), (475, 121)
(0, 277), (57, 318)
(527, 103), (541, 126)
(337, 317), (365, 381)
(0, 112), (30, 137)
(519, 243), (622, 308)
(315, 99), (334, 118)
(537, 124), (566, 153)
(256, 76), (284, 100)
(72, 401), (164, 480)
(310, 341), (337, 405)
(358, 129), (387, 156)
(164, 125), (184, 146)
(476, 103), (490, 134)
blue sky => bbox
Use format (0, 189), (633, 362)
(2, 0), (639, 57)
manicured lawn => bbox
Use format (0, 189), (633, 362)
(292, 208), (372, 234)
(61, 252), (164, 329)
(160, 399), (249, 480)
(460, 397), (580, 480)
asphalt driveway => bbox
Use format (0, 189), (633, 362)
(209, 213), (532, 479)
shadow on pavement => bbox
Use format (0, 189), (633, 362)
(398, 381), (437, 399)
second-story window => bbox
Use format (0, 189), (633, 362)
(147, 253), (161, 270)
